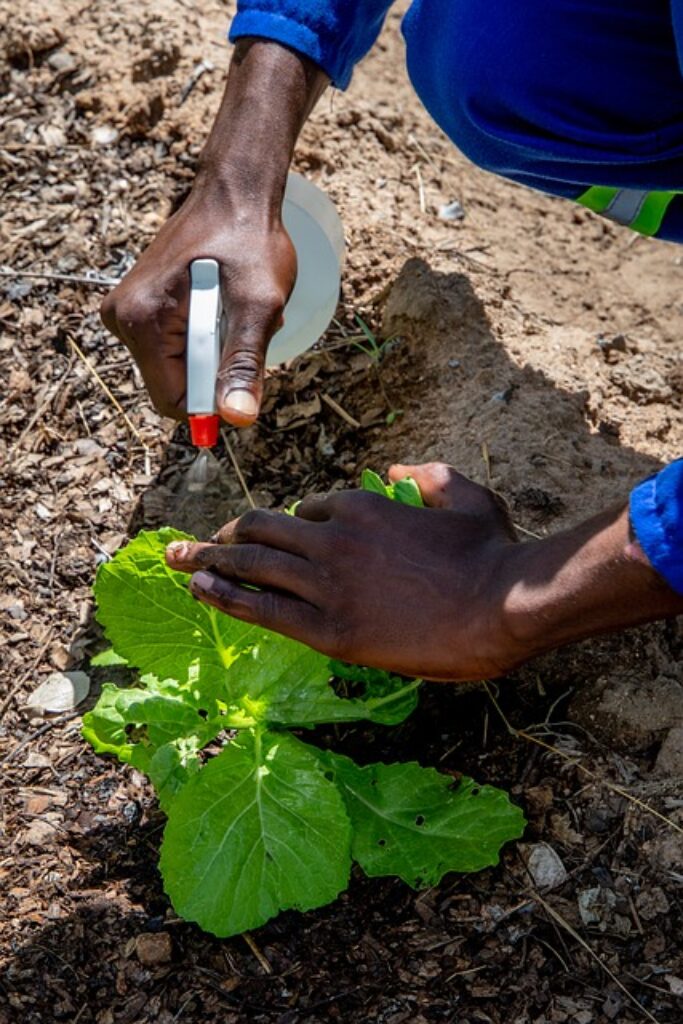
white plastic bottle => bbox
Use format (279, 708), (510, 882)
(186, 172), (344, 446)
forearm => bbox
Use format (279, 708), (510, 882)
(504, 504), (683, 658)
(194, 39), (328, 217)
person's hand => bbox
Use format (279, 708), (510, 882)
(101, 187), (296, 426)
(101, 39), (328, 426)
(165, 463), (524, 681)
(166, 461), (683, 681)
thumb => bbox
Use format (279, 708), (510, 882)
(390, 462), (516, 539)
(389, 462), (488, 512)
(215, 296), (284, 427)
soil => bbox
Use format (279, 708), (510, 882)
(1, 2), (682, 1023)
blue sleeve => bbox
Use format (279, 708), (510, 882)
(671, 0), (683, 76)
(630, 460), (683, 595)
(228, 1), (396, 89)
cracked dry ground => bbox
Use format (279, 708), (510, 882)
(1, 1), (683, 1022)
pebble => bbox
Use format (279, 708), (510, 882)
(655, 726), (683, 776)
(47, 50), (77, 73)
(523, 842), (568, 891)
(438, 199), (465, 222)
(91, 125), (119, 146)
(136, 932), (173, 966)
(21, 819), (58, 847)
(577, 886), (630, 935)
(26, 670), (90, 713)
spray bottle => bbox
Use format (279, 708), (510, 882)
(186, 172), (345, 455)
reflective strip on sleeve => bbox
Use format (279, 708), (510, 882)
(577, 186), (679, 236)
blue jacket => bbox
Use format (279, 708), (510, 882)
(230, 0), (683, 594)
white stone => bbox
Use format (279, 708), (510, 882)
(92, 125), (118, 146)
(524, 842), (568, 891)
(26, 670), (90, 713)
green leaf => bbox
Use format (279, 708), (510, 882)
(322, 753), (526, 887)
(330, 662), (420, 725)
(82, 678), (224, 809)
(361, 470), (424, 508)
(91, 647), (128, 667)
(93, 529), (420, 729)
(232, 634), (340, 726)
(230, 635), (419, 727)
(147, 737), (207, 812)
(94, 529), (263, 695)
(389, 476), (423, 507)
(160, 731), (352, 937)
(361, 468), (389, 498)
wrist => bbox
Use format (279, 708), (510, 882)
(499, 504), (683, 661)
(190, 161), (285, 228)
(194, 39), (328, 218)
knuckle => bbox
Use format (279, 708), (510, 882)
(425, 462), (455, 488)
(99, 293), (117, 332)
(212, 578), (257, 622)
(193, 545), (219, 568)
(257, 589), (281, 629)
(108, 290), (158, 346)
(218, 347), (263, 384)
(231, 544), (260, 577)
(335, 489), (383, 522)
(233, 508), (269, 543)
(295, 494), (329, 521)
(231, 284), (286, 322)
(114, 291), (157, 333)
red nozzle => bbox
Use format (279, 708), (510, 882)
(189, 414), (220, 448)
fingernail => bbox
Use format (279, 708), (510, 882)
(191, 571), (215, 595)
(167, 542), (188, 558)
(223, 389), (258, 418)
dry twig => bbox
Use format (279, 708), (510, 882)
(320, 392), (361, 429)
(0, 267), (119, 287)
(66, 335), (151, 453)
(483, 683), (683, 838)
(532, 891), (662, 1024)
(221, 428), (255, 510)
(242, 931), (272, 974)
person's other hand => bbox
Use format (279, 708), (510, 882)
(101, 185), (296, 426)
(165, 463), (524, 681)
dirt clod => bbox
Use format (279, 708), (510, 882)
(135, 931), (173, 966)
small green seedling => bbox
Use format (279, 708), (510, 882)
(350, 314), (393, 365)
(344, 315), (404, 427)
(83, 473), (525, 938)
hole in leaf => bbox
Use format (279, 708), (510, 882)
(197, 708), (208, 719)
(378, 839), (387, 847)
(415, 815), (425, 827)
(330, 676), (365, 700)
(324, 770), (335, 782)
(124, 723), (149, 744)
(471, 787), (480, 797)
